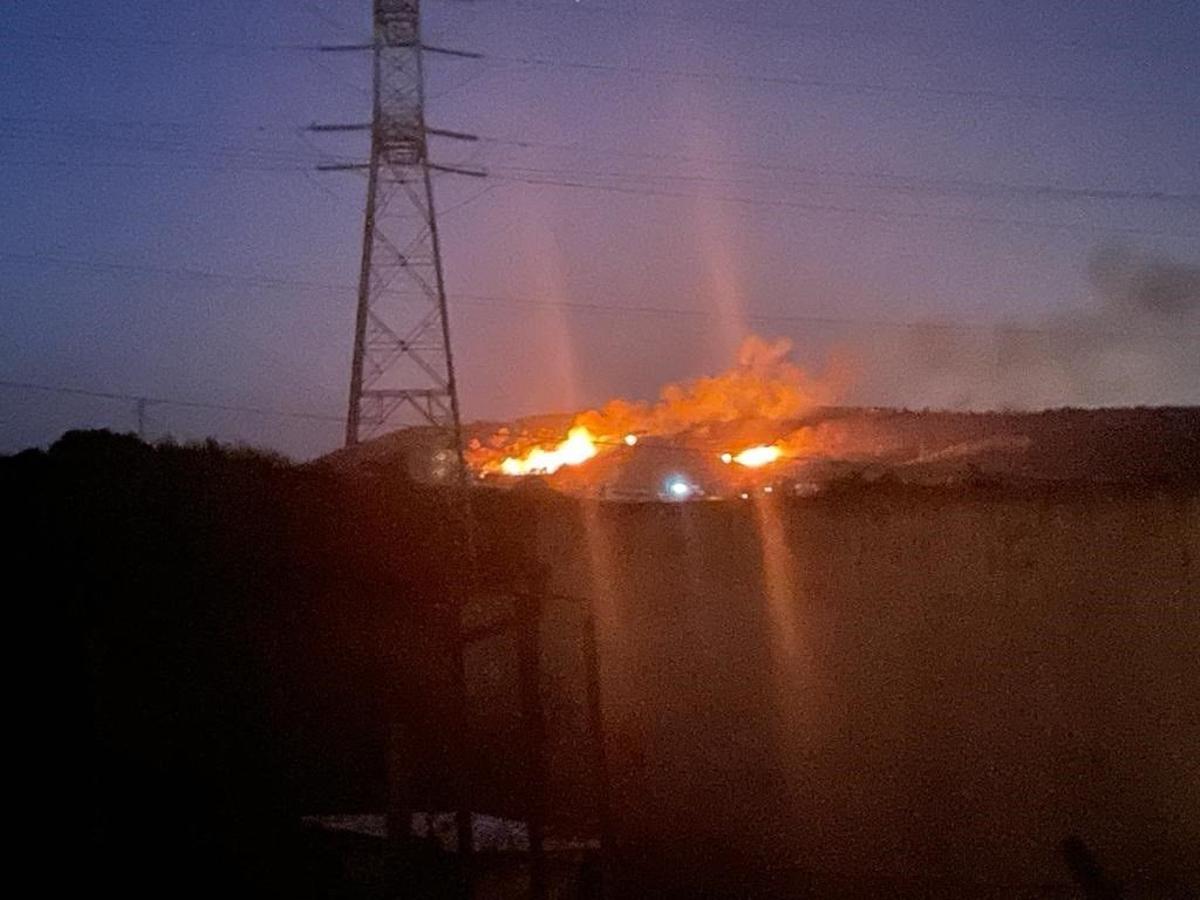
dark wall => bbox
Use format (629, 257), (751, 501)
(532, 489), (1200, 896)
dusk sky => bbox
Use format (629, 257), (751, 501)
(2, 0), (1198, 458)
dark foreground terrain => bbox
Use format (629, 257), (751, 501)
(7, 415), (1198, 897)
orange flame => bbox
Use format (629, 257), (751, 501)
(573, 336), (842, 438)
(723, 444), (783, 468)
(496, 426), (599, 476)
(467, 335), (852, 480)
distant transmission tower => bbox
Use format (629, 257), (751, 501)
(314, 0), (484, 451)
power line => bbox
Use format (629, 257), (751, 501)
(0, 251), (349, 292)
(0, 114), (281, 131)
(0, 379), (343, 424)
(486, 53), (1100, 107)
(0, 158), (324, 177)
(0, 30), (1135, 109)
(5, 121), (1196, 226)
(488, 173), (1198, 240)
(6, 116), (1196, 208)
(4, 251), (1197, 340)
(484, 162), (1200, 207)
(454, 0), (1189, 56)
(0, 114), (1184, 200)
(476, 133), (1200, 205)
(302, 1), (359, 39)
(11, 118), (1200, 206)
(0, 29), (319, 53)
(0, 121), (346, 168)
(449, 292), (1200, 341)
(6, 4), (1185, 60)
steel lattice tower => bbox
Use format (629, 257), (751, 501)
(338, 0), (471, 450)
(314, 6), (489, 886)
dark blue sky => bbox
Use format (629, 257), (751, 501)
(2, 0), (1198, 457)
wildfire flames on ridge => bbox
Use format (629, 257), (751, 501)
(467, 336), (850, 498)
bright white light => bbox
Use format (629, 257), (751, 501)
(732, 445), (782, 468)
(624, 433), (638, 446)
(720, 452), (733, 464)
(667, 478), (692, 499)
(763, 485), (774, 494)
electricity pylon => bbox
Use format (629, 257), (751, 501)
(311, 3), (484, 890)
(314, 0), (484, 452)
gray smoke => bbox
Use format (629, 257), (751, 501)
(858, 246), (1200, 409)
(1088, 244), (1200, 318)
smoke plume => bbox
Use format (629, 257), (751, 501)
(574, 335), (846, 437)
(1088, 244), (1200, 318)
(860, 246), (1200, 409)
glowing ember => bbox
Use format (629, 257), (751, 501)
(724, 444), (783, 468)
(498, 426), (599, 476)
